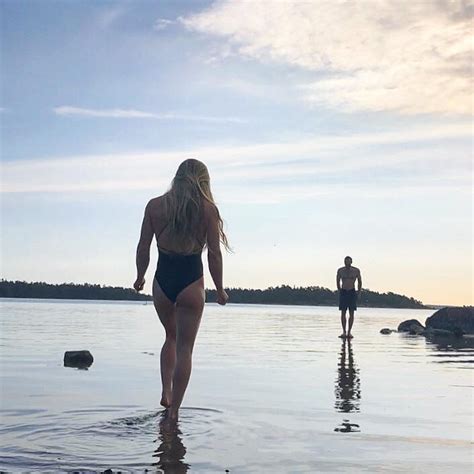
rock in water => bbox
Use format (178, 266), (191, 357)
(409, 325), (425, 335)
(64, 350), (94, 368)
(380, 328), (392, 335)
(397, 319), (425, 333)
(425, 307), (474, 335)
(425, 328), (456, 337)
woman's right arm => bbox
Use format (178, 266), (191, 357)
(134, 200), (154, 292)
(206, 203), (228, 305)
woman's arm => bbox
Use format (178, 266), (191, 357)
(134, 201), (154, 292)
(206, 203), (228, 305)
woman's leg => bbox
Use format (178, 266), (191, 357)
(153, 278), (177, 408)
(167, 277), (205, 422)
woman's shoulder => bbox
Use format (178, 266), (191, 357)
(144, 195), (169, 221)
(202, 200), (218, 218)
(146, 194), (166, 209)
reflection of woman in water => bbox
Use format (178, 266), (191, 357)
(155, 424), (189, 473)
(134, 159), (230, 426)
(335, 339), (361, 413)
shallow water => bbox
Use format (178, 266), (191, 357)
(0, 299), (472, 473)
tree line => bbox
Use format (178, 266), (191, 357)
(206, 285), (424, 308)
(0, 280), (149, 301)
(0, 280), (424, 308)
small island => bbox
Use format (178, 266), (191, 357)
(0, 280), (425, 308)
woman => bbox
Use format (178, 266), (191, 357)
(133, 158), (230, 425)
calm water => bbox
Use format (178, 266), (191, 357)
(0, 299), (472, 473)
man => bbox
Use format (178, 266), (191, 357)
(336, 256), (362, 339)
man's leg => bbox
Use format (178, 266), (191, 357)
(347, 309), (355, 338)
(340, 309), (347, 337)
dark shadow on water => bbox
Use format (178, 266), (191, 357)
(425, 335), (474, 365)
(334, 419), (360, 433)
(334, 339), (361, 413)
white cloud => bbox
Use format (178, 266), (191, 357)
(153, 18), (175, 31)
(54, 106), (157, 118)
(53, 106), (246, 123)
(181, 0), (473, 115)
(2, 123), (471, 199)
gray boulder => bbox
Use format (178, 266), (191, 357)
(64, 350), (94, 368)
(425, 307), (474, 335)
(397, 319), (425, 333)
(380, 328), (393, 335)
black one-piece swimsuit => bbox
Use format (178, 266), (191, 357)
(154, 224), (204, 303)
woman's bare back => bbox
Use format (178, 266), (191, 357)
(147, 195), (207, 254)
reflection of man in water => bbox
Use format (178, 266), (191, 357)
(336, 256), (362, 339)
(335, 339), (361, 413)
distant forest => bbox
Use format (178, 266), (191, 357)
(0, 280), (149, 301)
(0, 280), (424, 308)
(206, 286), (424, 308)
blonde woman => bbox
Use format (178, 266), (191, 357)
(134, 159), (230, 425)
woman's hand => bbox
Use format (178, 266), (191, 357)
(134, 277), (145, 292)
(216, 288), (229, 305)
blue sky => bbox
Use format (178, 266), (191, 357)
(1, 0), (472, 305)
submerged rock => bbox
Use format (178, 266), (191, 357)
(425, 307), (474, 335)
(64, 350), (94, 368)
(380, 328), (393, 335)
(424, 328), (456, 338)
(410, 325), (425, 335)
(397, 319), (425, 333)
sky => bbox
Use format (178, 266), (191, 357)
(1, 0), (472, 306)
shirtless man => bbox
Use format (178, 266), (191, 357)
(336, 256), (362, 339)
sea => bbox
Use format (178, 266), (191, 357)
(0, 299), (472, 473)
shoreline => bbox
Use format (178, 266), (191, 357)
(0, 296), (435, 310)
(1, 280), (427, 309)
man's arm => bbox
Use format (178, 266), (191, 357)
(134, 201), (154, 291)
(357, 269), (362, 294)
(336, 268), (341, 291)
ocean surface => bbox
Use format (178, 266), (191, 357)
(0, 299), (472, 473)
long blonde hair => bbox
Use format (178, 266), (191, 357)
(162, 158), (230, 253)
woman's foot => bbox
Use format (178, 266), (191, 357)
(160, 389), (172, 408)
(339, 333), (347, 339)
(167, 408), (178, 423)
(159, 408), (179, 430)
(347, 333), (354, 339)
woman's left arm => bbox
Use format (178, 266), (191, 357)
(134, 201), (154, 292)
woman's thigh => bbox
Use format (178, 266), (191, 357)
(175, 278), (205, 349)
(153, 277), (177, 337)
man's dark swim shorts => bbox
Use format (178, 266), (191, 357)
(339, 288), (357, 311)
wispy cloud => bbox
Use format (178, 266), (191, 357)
(54, 106), (158, 118)
(3, 123), (471, 199)
(94, 4), (129, 29)
(53, 106), (246, 123)
(153, 18), (175, 31)
(181, 0), (472, 115)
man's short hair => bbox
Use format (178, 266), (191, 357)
(344, 256), (352, 261)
